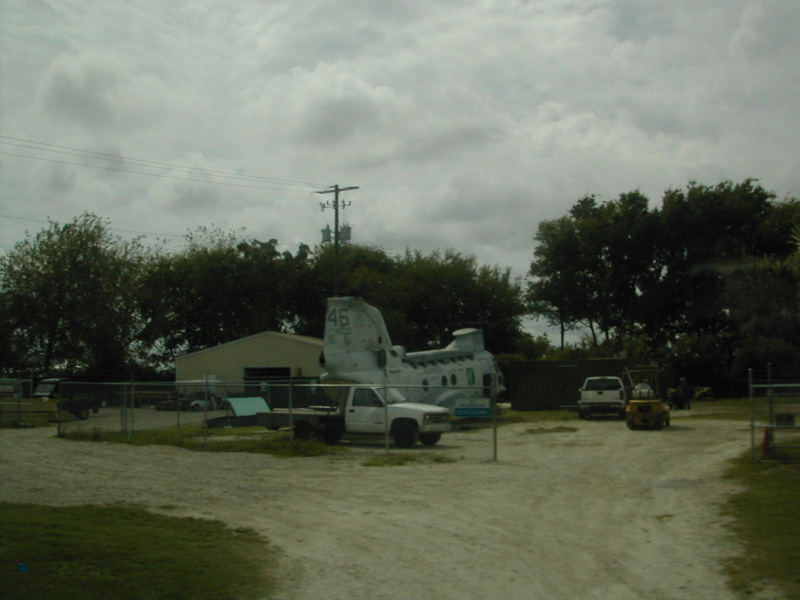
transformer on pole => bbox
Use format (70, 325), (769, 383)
(317, 184), (358, 293)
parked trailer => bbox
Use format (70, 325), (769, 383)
(34, 378), (101, 420)
(256, 385), (451, 448)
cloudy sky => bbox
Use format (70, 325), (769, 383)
(2, 0), (799, 285)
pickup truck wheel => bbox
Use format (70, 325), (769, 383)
(78, 408), (90, 420)
(419, 433), (441, 446)
(293, 421), (314, 440)
(392, 421), (418, 448)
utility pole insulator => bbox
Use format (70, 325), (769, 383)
(316, 184), (359, 293)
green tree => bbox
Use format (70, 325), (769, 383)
(529, 192), (662, 349)
(528, 215), (590, 348)
(530, 180), (800, 358)
(384, 248), (526, 354)
(721, 260), (800, 375)
(787, 225), (800, 274)
(295, 244), (528, 355)
(138, 229), (310, 362)
(290, 243), (397, 337)
(0, 213), (145, 374)
(657, 180), (776, 339)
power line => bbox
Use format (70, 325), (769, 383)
(0, 150), (328, 193)
(0, 214), (307, 247)
(0, 135), (331, 190)
(0, 214), (185, 239)
(0, 141), (320, 188)
(0, 135), (329, 188)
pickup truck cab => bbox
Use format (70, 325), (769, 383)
(578, 376), (628, 419)
(257, 385), (451, 448)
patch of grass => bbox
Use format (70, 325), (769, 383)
(497, 409), (578, 425)
(687, 397), (753, 421)
(524, 425), (579, 435)
(655, 513), (675, 522)
(62, 426), (340, 458)
(362, 452), (457, 467)
(0, 502), (276, 600)
(721, 454), (800, 598)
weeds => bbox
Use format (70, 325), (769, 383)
(498, 409), (578, 424)
(721, 455), (800, 598)
(362, 453), (456, 467)
(62, 426), (338, 458)
(0, 502), (276, 600)
(524, 426), (579, 435)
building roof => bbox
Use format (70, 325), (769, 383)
(176, 331), (323, 360)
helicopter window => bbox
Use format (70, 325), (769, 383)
(441, 376), (447, 386)
(451, 374), (457, 385)
(422, 379), (429, 391)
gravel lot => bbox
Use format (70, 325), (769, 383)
(0, 407), (760, 600)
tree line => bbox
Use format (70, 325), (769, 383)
(530, 179), (800, 393)
(2, 179), (799, 395)
(0, 215), (529, 376)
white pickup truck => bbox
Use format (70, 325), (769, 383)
(578, 376), (628, 419)
(257, 385), (451, 448)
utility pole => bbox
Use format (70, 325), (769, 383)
(317, 184), (359, 293)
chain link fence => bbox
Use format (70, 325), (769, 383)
(0, 379), (35, 427)
(56, 379), (318, 436)
(50, 379), (499, 456)
(749, 368), (800, 463)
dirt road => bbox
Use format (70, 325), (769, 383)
(0, 409), (754, 599)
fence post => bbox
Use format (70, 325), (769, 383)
(127, 383), (133, 441)
(383, 376), (390, 455)
(288, 379), (294, 440)
(203, 377), (209, 449)
(131, 383), (136, 438)
(749, 369), (755, 462)
(492, 391), (498, 462)
(120, 383), (125, 433)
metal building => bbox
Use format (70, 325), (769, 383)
(175, 332), (324, 383)
(506, 358), (630, 411)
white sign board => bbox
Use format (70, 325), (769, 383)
(228, 397), (269, 417)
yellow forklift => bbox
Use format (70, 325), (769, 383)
(623, 366), (671, 430)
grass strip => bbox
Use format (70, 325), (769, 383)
(498, 409), (578, 424)
(63, 426), (338, 458)
(721, 455), (800, 598)
(362, 452), (456, 467)
(0, 502), (276, 600)
(524, 426), (579, 435)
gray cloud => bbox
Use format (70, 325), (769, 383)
(2, 0), (799, 285)
(39, 52), (169, 134)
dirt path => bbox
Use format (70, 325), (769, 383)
(0, 410), (753, 599)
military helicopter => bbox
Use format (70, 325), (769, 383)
(319, 297), (504, 417)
